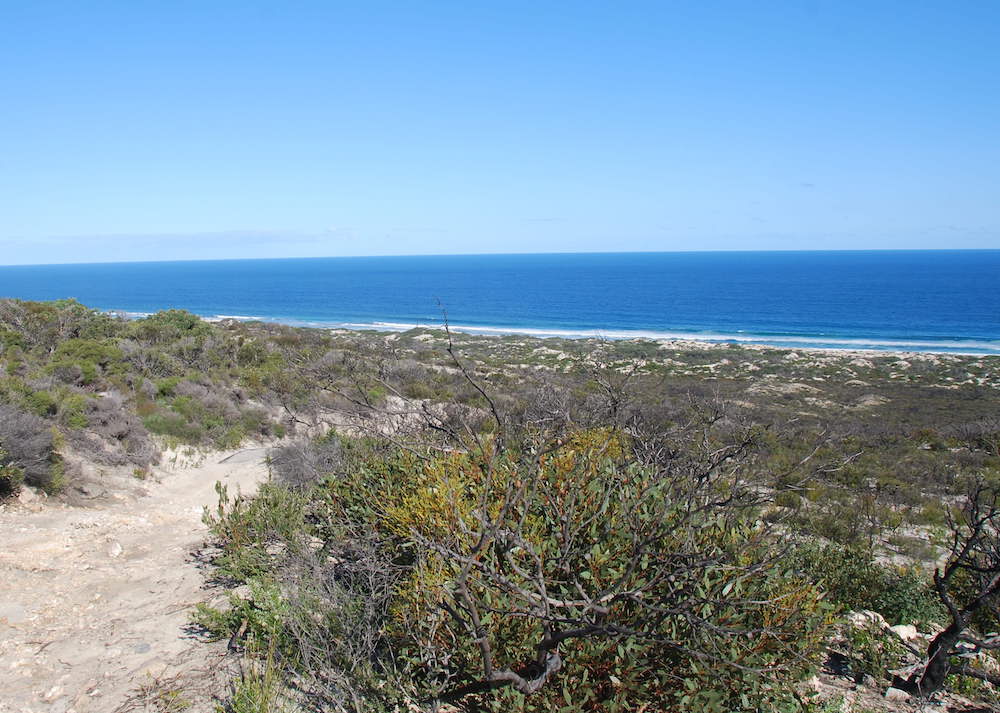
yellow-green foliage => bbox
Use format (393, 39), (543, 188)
(325, 429), (831, 712)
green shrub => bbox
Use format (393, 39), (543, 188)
(843, 622), (906, 681)
(221, 642), (292, 713)
(239, 408), (273, 438)
(401, 380), (436, 400)
(329, 431), (830, 712)
(130, 309), (211, 344)
(774, 489), (802, 509)
(236, 340), (268, 367)
(198, 431), (833, 712)
(25, 390), (58, 417)
(0, 327), (25, 349)
(46, 338), (124, 385)
(157, 376), (183, 397)
(0, 447), (24, 498)
(202, 482), (310, 582)
(58, 393), (89, 429)
(143, 411), (206, 443)
(46, 458), (67, 494)
(215, 425), (246, 450)
(193, 579), (293, 652)
(790, 542), (944, 626)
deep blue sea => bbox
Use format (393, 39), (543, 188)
(1, 251), (999, 354)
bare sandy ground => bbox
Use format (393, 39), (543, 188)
(0, 448), (269, 713)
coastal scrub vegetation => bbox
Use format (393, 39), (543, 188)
(3, 299), (1000, 709)
(200, 415), (835, 711)
(0, 299), (285, 485)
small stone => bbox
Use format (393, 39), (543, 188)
(884, 687), (910, 701)
(42, 685), (64, 702)
(134, 642), (151, 653)
(107, 541), (123, 558)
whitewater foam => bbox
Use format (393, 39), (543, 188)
(254, 318), (1000, 355)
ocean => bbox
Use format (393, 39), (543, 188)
(1, 251), (998, 354)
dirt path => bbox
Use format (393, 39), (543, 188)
(0, 449), (270, 713)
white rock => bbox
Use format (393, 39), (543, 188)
(890, 624), (919, 641)
(17, 487), (39, 505)
(884, 687), (910, 701)
(847, 610), (889, 629)
(107, 541), (123, 559)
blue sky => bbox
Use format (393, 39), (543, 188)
(1, 1), (998, 264)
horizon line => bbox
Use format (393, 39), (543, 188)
(3, 246), (1000, 269)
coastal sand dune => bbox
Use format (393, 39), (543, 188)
(0, 449), (269, 713)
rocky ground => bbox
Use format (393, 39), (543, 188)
(0, 447), (269, 713)
(804, 609), (1000, 713)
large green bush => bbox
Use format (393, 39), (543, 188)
(201, 430), (832, 712)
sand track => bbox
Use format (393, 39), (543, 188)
(0, 449), (269, 713)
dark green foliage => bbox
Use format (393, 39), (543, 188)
(789, 542), (944, 626)
(129, 309), (211, 344)
(156, 376), (182, 397)
(24, 389), (58, 417)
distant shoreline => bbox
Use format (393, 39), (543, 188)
(172, 312), (999, 358)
